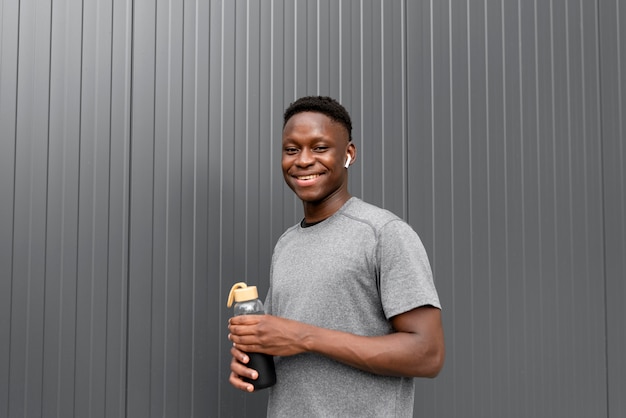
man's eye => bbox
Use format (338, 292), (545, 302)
(284, 148), (298, 154)
(314, 146), (328, 152)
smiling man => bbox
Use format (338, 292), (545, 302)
(228, 96), (444, 418)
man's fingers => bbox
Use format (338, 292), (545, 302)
(229, 349), (260, 392)
(229, 372), (255, 393)
(230, 345), (250, 363)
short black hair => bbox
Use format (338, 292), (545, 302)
(283, 96), (352, 141)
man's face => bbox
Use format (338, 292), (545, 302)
(281, 111), (352, 204)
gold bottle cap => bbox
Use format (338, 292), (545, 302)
(226, 282), (259, 307)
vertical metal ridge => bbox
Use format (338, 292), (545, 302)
(429, 0), (435, 253)
(316, 0), (320, 93)
(594, 0), (611, 413)
(380, 0), (385, 208)
(617, 0), (625, 240)
(466, 0), (475, 415)
(564, 4), (578, 406)
(123, 0), (135, 413)
(150, 1), (158, 413)
(516, 0), (529, 412)
(401, 0), (407, 219)
(531, 2), (547, 411)
(105, 0), (117, 414)
(483, 0), (495, 412)
(359, 0), (364, 199)
(338, 0), (342, 102)
(611, 1), (625, 191)
(41, 0), (54, 414)
(597, 0), (611, 413)
(188, 1), (196, 412)
(117, 1), (132, 416)
(293, 0), (298, 99)
(245, 0), (250, 281)
(447, 0), (455, 331)
(446, 0), (456, 408)
(189, 0), (198, 408)
(0, 6), (21, 415)
(531, 2), (542, 404)
(547, 9), (561, 409)
(500, 0), (512, 410)
(269, 0), (275, 254)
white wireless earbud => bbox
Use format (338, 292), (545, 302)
(344, 155), (351, 168)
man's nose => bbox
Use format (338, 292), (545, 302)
(295, 149), (315, 166)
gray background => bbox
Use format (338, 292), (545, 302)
(1, 0), (624, 417)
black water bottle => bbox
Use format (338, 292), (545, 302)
(227, 282), (277, 389)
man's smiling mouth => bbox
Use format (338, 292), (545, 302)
(296, 174), (321, 181)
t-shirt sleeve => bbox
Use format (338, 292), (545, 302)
(377, 219), (441, 319)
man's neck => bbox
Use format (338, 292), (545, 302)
(302, 192), (351, 224)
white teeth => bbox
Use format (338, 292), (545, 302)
(297, 174), (319, 180)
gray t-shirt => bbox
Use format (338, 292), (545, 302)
(265, 197), (440, 418)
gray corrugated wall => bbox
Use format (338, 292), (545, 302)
(0, 1), (624, 417)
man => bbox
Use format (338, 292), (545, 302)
(228, 96), (444, 417)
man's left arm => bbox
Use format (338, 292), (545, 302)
(228, 305), (445, 378)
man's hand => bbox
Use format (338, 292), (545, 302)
(228, 345), (256, 392)
(228, 314), (308, 392)
(228, 314), (308, 357)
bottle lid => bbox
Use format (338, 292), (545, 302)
(226, 282), (259, 307)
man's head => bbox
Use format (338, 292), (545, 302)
(281, 97), (356, 215)
(283, 96), (352, 142)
